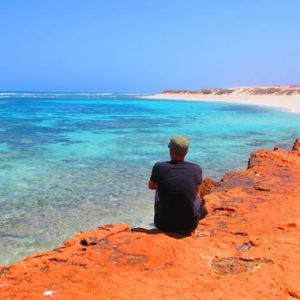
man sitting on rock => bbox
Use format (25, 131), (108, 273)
(148, 136), (206, 235)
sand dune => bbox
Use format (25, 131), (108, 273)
(143, 86), (300, 113)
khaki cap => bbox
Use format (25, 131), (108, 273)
(168, 136), (189, 155)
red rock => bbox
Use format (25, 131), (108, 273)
(292, 138), (300, 153)
(199, 177), (218, 197)
(1, 140), (300, 299)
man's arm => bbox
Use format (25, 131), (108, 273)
(148, 180), (157, 190)
(196, 166), (203, 197)
(149, 162), (158, 190)
(197, 183), (202, 197)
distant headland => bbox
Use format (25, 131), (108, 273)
(161, 86), (300, 96)
(143, 86), (300, 113)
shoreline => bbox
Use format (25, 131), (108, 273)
(142, 92), (300, 114)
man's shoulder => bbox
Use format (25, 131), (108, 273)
(150, 161), (171, 179)
(184, 161), (202, 169)
(152, 161), (171, 169)
(153, 161), (202, 171)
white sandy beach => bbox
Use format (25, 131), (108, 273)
(143, 88), (300, 114)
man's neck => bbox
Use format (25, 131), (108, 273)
(170, 155), (185, 162)
(169, 149), (186, 161)
(171, 159), (185, 163)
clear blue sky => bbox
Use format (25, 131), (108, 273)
(0, 0), (299, 93)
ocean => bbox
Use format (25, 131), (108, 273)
(1, 93), (300, 265)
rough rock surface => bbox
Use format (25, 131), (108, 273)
(1, 141), (300, 299)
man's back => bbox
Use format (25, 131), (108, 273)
(150, 160), (202, 232)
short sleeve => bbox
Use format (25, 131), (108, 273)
(150, 162), (159, 182)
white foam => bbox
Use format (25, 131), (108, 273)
(122, 93), (141, 96)
(95, 93), (113, 96)
(0, 92), (116, 99)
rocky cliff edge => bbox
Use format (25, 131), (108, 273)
(1, 140), (300, 299)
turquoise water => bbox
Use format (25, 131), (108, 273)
(1, 94), (300, 265)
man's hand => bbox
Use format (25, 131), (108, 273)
(148, 180), (157, 190)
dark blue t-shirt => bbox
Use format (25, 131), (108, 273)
(150, 160), (202, 231)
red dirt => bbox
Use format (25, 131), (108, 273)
(1, 140), (300, 299)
